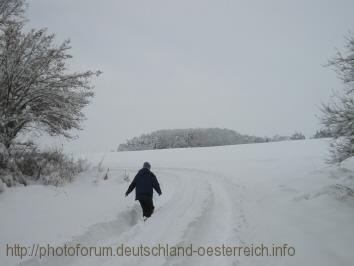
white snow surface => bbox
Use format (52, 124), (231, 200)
(1, 139), (354, 266)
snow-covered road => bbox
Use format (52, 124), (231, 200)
(1, 139), (354, 266)
(19, 168), (246, 266)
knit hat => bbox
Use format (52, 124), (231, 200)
(143, 162), (151, 169)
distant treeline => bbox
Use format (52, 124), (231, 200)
(117, 128), (312, 151)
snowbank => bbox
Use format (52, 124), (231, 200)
(1, 139), (353, 266)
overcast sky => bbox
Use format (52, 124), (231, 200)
(27, 0), (354, 153)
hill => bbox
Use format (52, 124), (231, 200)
(1, 139), (353, 266)
(118, 128), (267, 151)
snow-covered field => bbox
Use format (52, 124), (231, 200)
(1, 139), (354, 266)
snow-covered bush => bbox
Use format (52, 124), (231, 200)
(0, 142), (8, 169)
(0, 178), (5, 193)
(0, 142), (27, 186)
(0, 143), (89, 187)
(0, 169), (16, 187)
(327, 137), (354, 164)
(18, 147), (89, 186)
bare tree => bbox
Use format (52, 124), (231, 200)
(320, 33), (354, 163)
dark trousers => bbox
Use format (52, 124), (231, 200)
(138, 198), (155, 217)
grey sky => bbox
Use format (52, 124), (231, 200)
(27, 0), (354, 153)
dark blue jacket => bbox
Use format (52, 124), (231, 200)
(125, 168), (162, 200)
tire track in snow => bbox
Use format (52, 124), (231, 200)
(18, 170), (197, 266)
(18, 206), (142, 266)
(106, 169), (215, 266)
(162, 168), (246, 266)
(19, 168), (247, 266)
(114, 168), (247, 266)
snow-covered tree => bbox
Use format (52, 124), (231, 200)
(0, 2), (100, 148)
(290, 132), (306, 140)
(0, 0), (100, 187)
(0, 0), (25, 28)
(320, 33), (354, 163)
(312, 129), (332, 139)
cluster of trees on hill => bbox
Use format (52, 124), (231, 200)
(118, 128), (309, 151)
(118, 128), (261, 151)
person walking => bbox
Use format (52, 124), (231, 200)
(125, 162), (162, 220)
